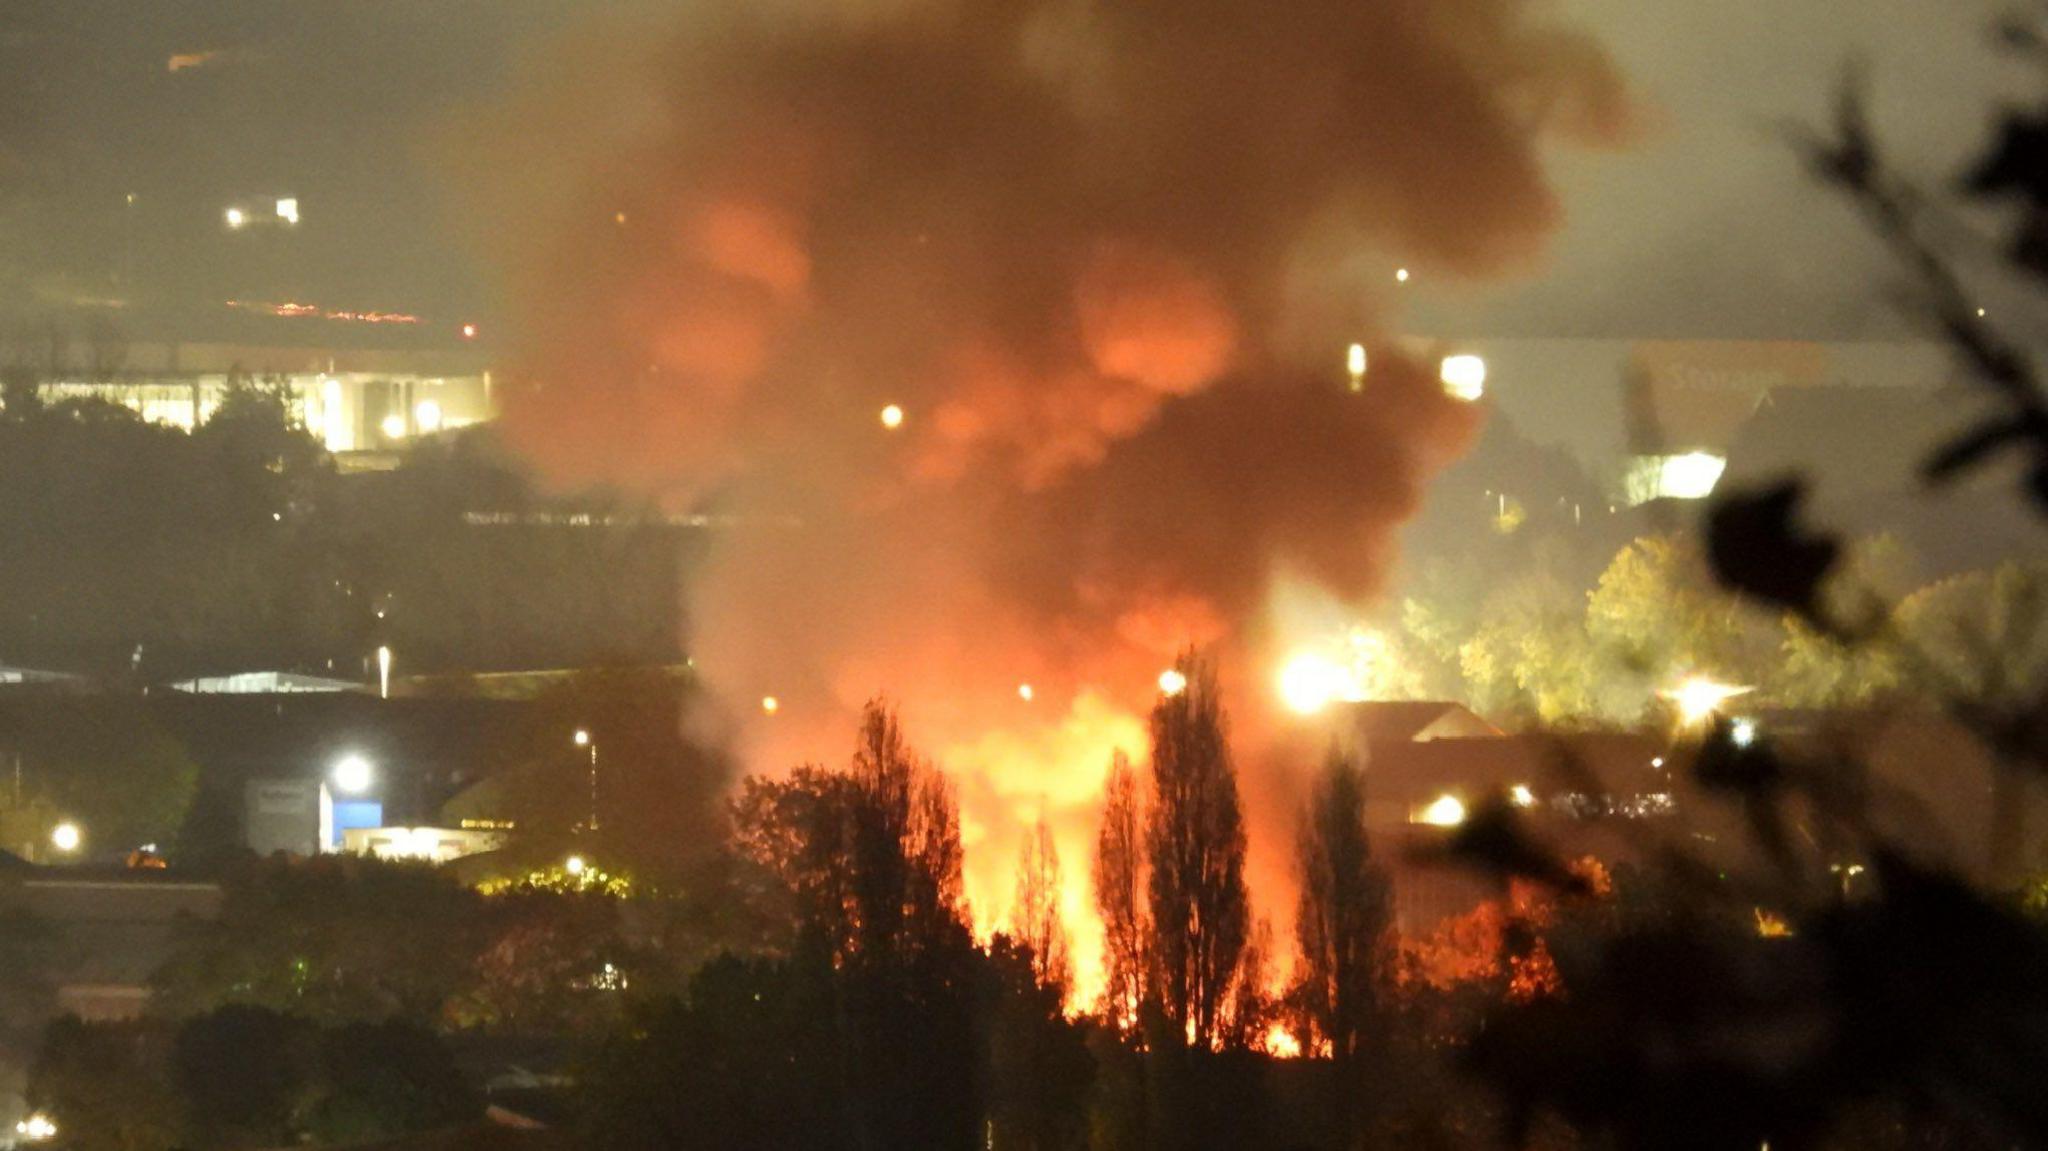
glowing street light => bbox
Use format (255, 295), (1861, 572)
(573, 729), (599, 832)
(1395, 267), (1411, 283)
(1417, 794), (1467, 827)
(761, 696), (780, 716)
(565, 854), (587, 877)
(380, 413), (407, 440)
(332, 754), (374, 795)
(50, 822), (81, 853)
(275, 197), (300, 225)
(1346, 343), (1368, 392)
(1157, 668), (1188, 697)
(1510, 784), (1537, 808)
(1730, 717), (1759, 748)
(224, 207), (247, 229)
(414, 400), (443, 434)
(1017, 683), (1035, 702)
(880, 403), (906, 430)
(1664, 676), (1752, 726)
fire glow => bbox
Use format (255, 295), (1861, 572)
(455, 0), (1631, 1000)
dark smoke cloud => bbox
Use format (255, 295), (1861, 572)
(447, 0), (1627, 962)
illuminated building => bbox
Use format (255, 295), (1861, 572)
(28, 343), (496, 454)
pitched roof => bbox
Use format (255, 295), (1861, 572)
(1345, 701), (1501, 744)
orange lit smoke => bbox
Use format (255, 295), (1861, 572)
(447, 0), (1630, 1007)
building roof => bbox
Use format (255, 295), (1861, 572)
(1346, 701), (1501, 744)
(168, 671), (368, 695)
(1365, 732), (1675, 800)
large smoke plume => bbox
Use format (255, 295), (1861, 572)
(451, 0), (1628, 992)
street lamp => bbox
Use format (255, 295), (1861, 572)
(565, 854), (587, 878)
(573, 729), (598, 832)
(332, 754), (374, 795)
(50, 822), (81, 854)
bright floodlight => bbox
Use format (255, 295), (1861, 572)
(573, 728), (591, 747)
(565, 855), (587, 877)
(275, 197), (300, 225)
(225, 207), (247, 229)
(1440, 355), (1487, 402)
(1658, 452), (1728, 501)
(414, 400), (443, 434)
(1510, 784), (1537, 808)
(380, 413), (407, 439)
(880, 404), (905, 430)
(1665, 676), (1751, 726)
(1158, 668), (1188, 697)
(332, 754), (374, 794)
(1278, 652), (1344, 715)
(50, 822), (81, 853)
(15, 1112), (57, 1142)
(1417, 794), (1467, 828)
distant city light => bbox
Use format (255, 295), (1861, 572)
(275, 197), (300, 225)
(225, 207), (247, 229)
(1439, 354), (1487, 402)
(1158, 668), (1188, 697)
(1346, 343), (1368, 381)
(381, 413), (407, 439)
(1417, 794), (1467, 827)
(414, 400), (443, 434)
(614, 211), (628, 226)
(1665, 676), (1752, 725)
(761, 696), (780, 715)
(332, 754), (374, 795)
(1278, 651), (1345, 715)
(460, 322), (479, 340)
(565, 855), (587, 877)
(14, 1112), (57, 1143)
(1017, 683), (1034, 702)
(1510, 784), (1537, 808)
(880, 404), (906, 430)
(1730, 717), (1759, 747)
(1395, 267), (1410, 283)
(573, 728), (591, 747)
(50, 822), (81, 853)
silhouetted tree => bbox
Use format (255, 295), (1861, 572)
(26, 1018), (180, 1151)
(1094, 750), (1148, 1033)
(1292, 746), (1393, 1143)
(171, 1004), (312, 1148)
(1013, 812), (1073, 994)
(1145, 652), (1249, 1052)
(302, 1019), (479, 1143)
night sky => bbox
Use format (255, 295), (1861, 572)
(0, 0), (2033, 342)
